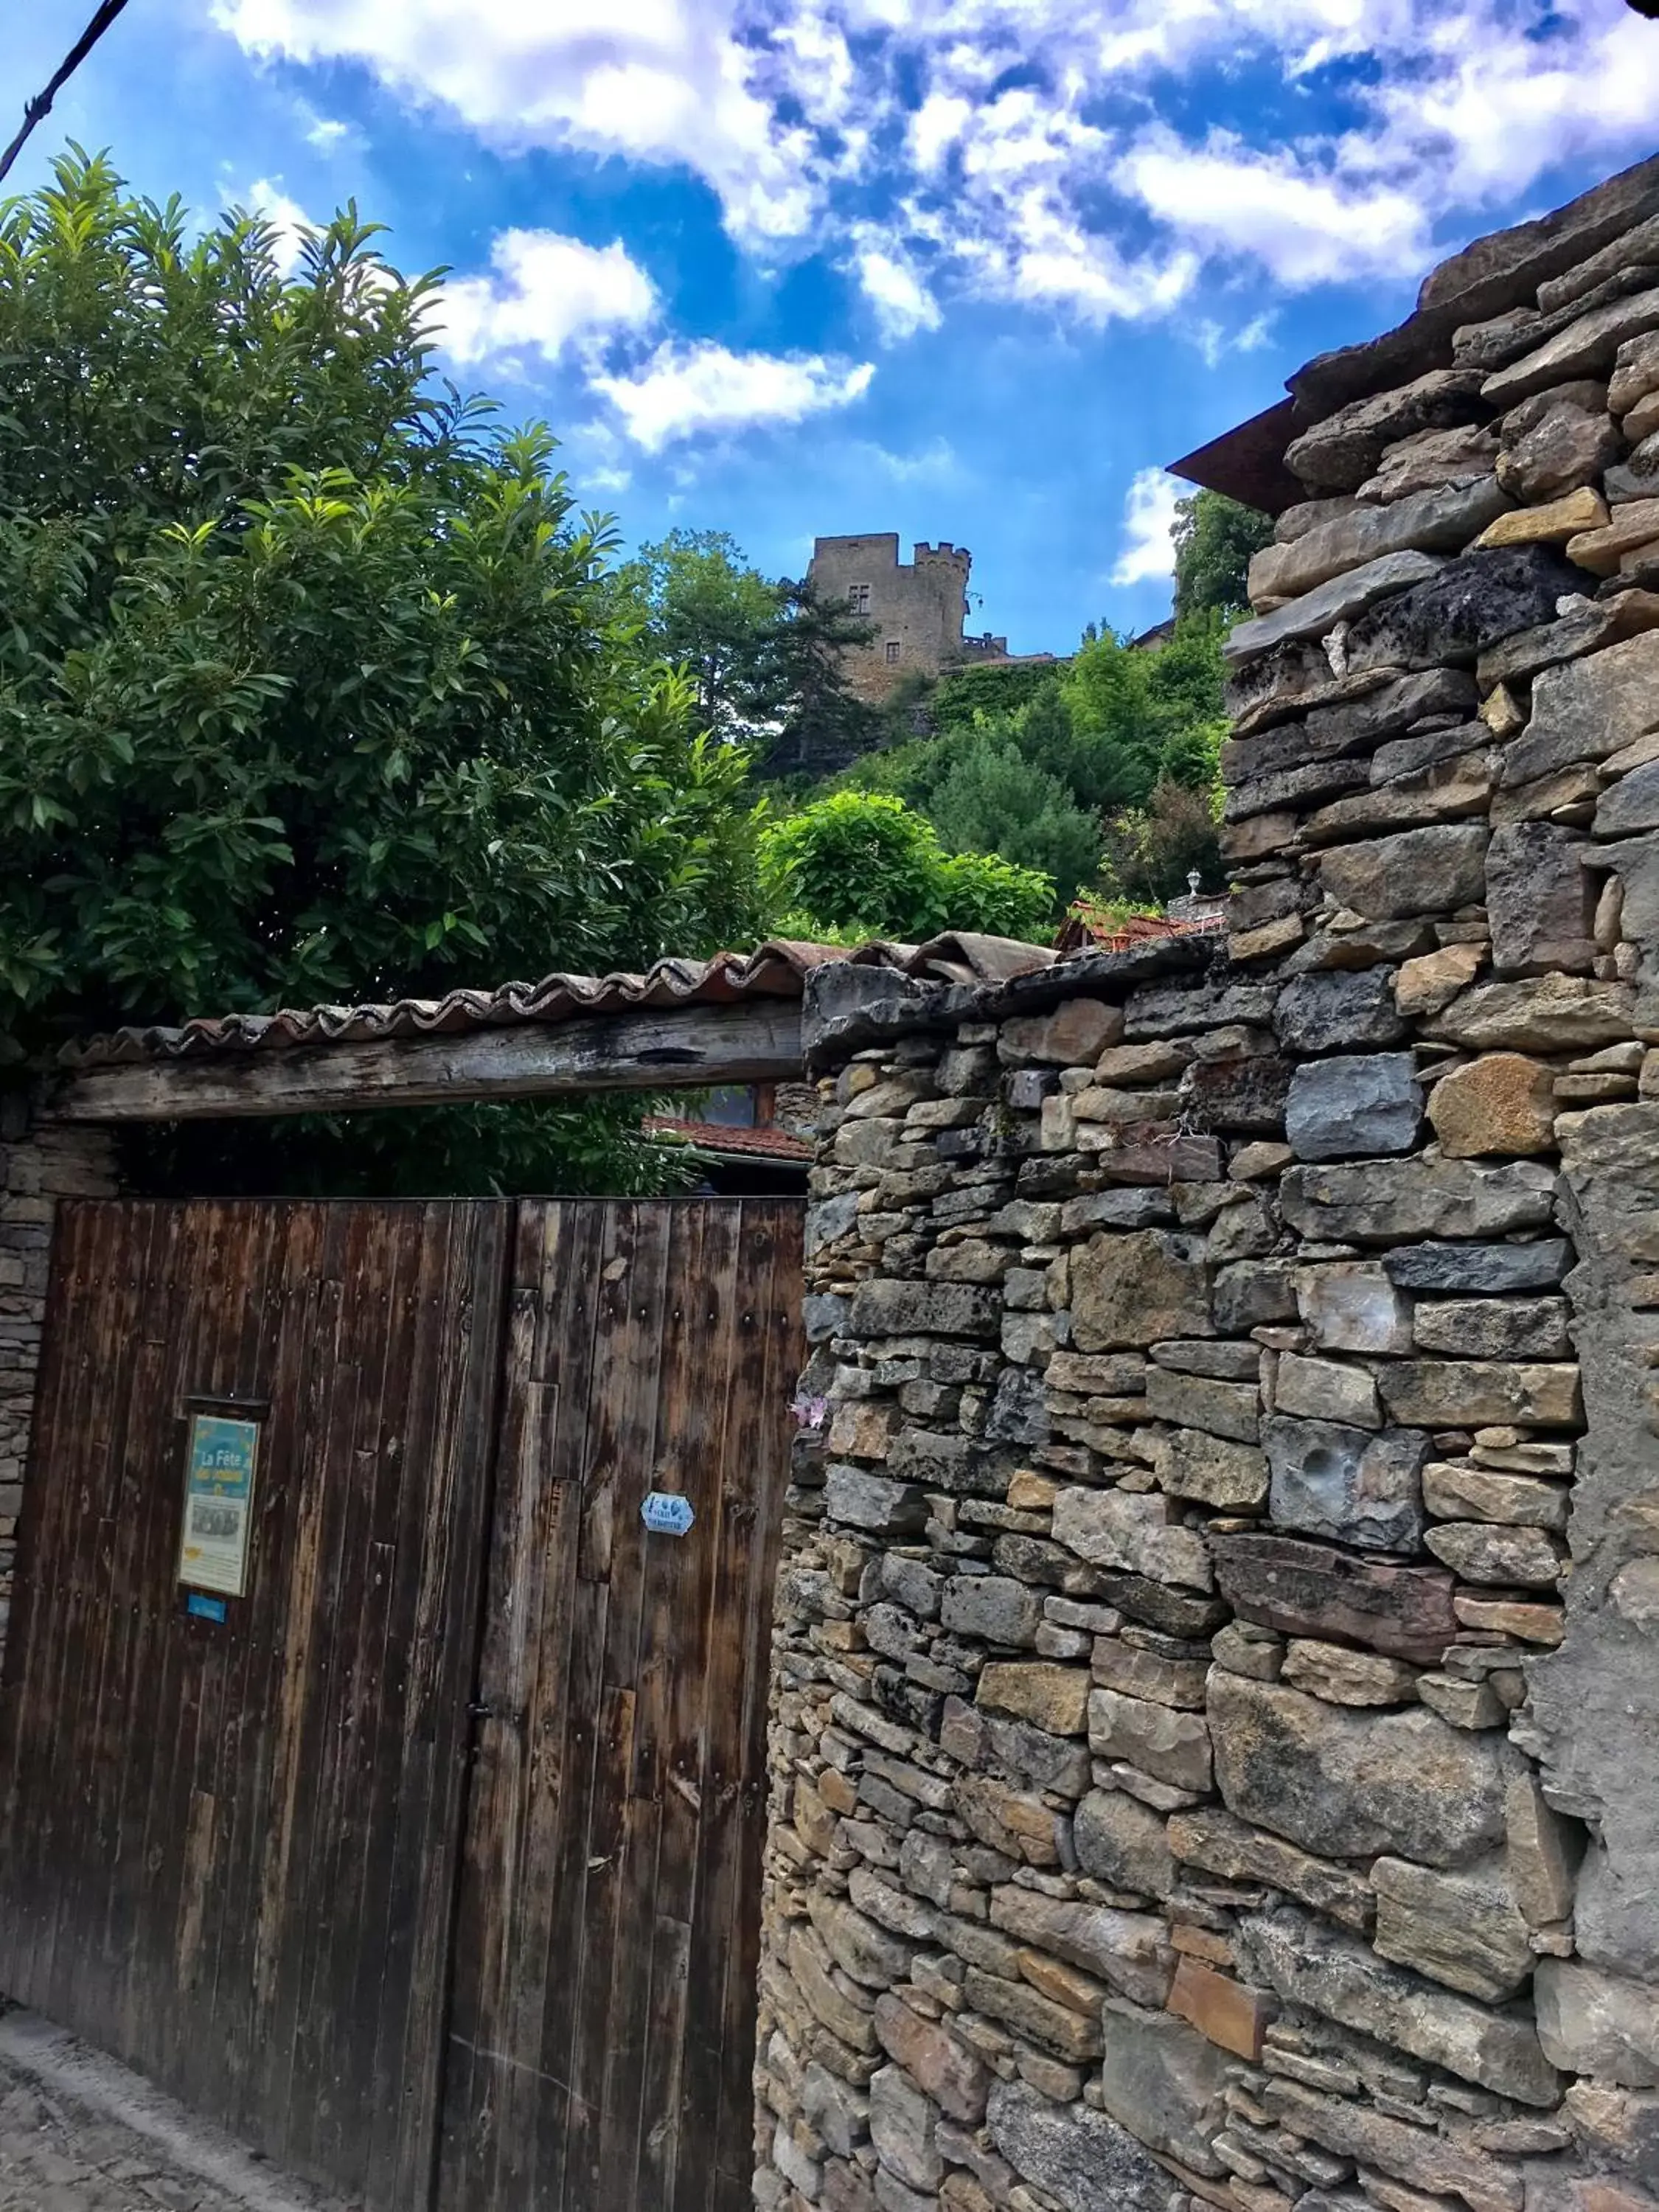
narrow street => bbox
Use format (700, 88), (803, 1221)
(0, 2013), (347, 2212)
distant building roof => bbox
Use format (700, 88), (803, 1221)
(644, 1116), (813, 1164)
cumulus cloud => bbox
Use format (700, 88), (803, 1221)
(591, 341), (874, 451)
(242, 178), (316, 274)
(437, 231), (658, 366)
(214, 0), (1659, 340)
(1110, 468), (1183, 588)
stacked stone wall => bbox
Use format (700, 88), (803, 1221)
(0, 1101), (116, 1668)
(754, 175), (1659, 2212)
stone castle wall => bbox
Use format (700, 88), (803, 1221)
(806, 535), (975, 703)
(752, 171), (1659, 2212)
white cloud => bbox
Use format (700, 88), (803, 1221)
(437, 231), (658, 366)
(214, 0), (1659, 341)
(243, 178), (316, 274)
(1110, 468), (1183, 588)
(852, 234), (941, 341)
(592, 341), (875, 451)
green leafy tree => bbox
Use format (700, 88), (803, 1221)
(925, 734), (1101, 908)
(929, 658), (1062, 736)
(613, 529), (879, 776)
(0, 150), (768, 1193)
(759, 792), (1054, 943)
(1171, 489), (1274, 621)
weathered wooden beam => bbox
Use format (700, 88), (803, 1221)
(46, 1000), (806, 1122)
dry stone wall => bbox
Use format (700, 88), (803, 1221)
(754, 176), (1659, 2212)
(0, 1104), (116, 1669)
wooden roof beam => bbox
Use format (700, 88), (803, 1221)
(46, 998), (806, 1123)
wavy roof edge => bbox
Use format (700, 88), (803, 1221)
(60, 935), (1059, 1071)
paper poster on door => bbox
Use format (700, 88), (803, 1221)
(178, 1412), (260, 1596)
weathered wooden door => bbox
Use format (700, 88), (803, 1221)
(437, 1197), (804, 2212)
(0, 1194), (802, 2211)
(0, 1197), (511, 2207)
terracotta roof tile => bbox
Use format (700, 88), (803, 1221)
(61, 933), (1057, 1070)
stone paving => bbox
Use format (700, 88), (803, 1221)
(0, 2014), (347, 2212)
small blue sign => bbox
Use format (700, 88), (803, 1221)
(641, 1492), (695, 1537)
(187, 1592), (228, 1624)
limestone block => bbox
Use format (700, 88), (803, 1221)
(824, 1466), (930, 1534)
(987, 2079), (1177, 2212)
(1051, 1486), (1214, 1593)
(1503, 628), (1659, 785)
(1295, 1263), (1413, 1354)
(1475, 484), (1608, 546)
(1285, 1053), (1423, 1161)
(1223, 551), (1446, 666)
(1537, 1960), (1659, 2088)
(1069, 1229), (1210, 1352)
(1091, 1638), (1208, 1709)
(1213, 1530), (1457, 1666)
(1576, 1837), (1659, 1983)
(1152, 1426), (1268, 1509)
(998, 998), (1124, 1065)
(1318, 827), (1486, 929)
(1611, 327), (1659, 414)
(1273, 968), (1410, 1052)
(873, 1992), (990, 2124)
(1383, 1237), (1571, 1293)
(1273, 1354), (1383, 1430)
(1073, 1789), (1175, 1898)
(940, 1575), (1042, 1647)
(869, 2065), (942, 2192)
(1361, 420), (1502, 502)
(1371, 1855), (1536, 2001)
(1088, 1686), (1212, 1794)
(1281, 1638), (1419, 1706)
(964, 1966), (1102, 2061)
(1344, 545), (1581, 676)
(1483, 285), (1659, 407)
(1378, 1360), (1581, 1429)
(976, 1662), (1091, 1736)
(1597, 758), (1659, 838)
(1167, 1804), (1375, 1931)
(1099, 1999), (1234, 2166)
(1427, 1054), (1558, 1158)
(1263, 2079), (1550, 2202)
(1427, 1519), (1567, 1587)
(1487, 821), (1596, 976)
(1208, 1672), (1512, 1866)
(1412, 1296), (1571, 1359)
(1243, 1913), (1560, 2106)
(1143, 1365), (1259, 1442)
(1423, 1460), (1570, 1527)
(1248, 476), (1512, 601)
(987, 1886), (1173, 2008)
(849, 1280), (1001, 1340)
(1497, 398), (1622, 502)
(1284, 368), (1491, 493)
(1263, 1416), (1427, 1551)
(1281, 1155), (1557, 1242)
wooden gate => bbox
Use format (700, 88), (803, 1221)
(0, 1194), (802, 2212)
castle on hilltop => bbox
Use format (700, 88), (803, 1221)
(805, 532), (1051, 703)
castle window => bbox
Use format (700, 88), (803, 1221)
(848, 582), (872, 613)
(884, 640), (901, 664)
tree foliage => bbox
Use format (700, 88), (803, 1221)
(759, 792), (1054, 944)
(929, 658), (1062, 736)
(1171, 489), (1274, 621)
(613, 526), (880, 778)
(0, 150), (768, 1192)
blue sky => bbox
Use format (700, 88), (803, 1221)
(9, 0), (1659, 653)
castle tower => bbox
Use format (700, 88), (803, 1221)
(804, 533), (977, 703)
